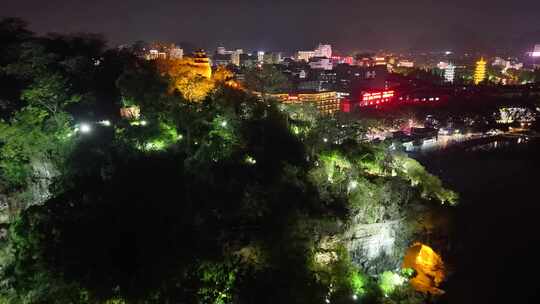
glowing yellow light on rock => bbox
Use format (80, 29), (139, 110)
(474, 57), (487, 85)
(402, 243), (445, 295)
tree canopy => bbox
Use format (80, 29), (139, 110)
(0, 18), (455, 304)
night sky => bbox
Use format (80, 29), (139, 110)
(3, 0), (540, 53)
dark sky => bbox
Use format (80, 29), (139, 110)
(3, 0), (540, 53)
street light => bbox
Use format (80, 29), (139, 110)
(80, 123), (91, 133)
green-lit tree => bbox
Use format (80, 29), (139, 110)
(0, 19), (458, 304)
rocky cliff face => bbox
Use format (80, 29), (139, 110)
(341, 202), (445, 275)
(0, 159), (57, 227)
(342, 219), (411, 274)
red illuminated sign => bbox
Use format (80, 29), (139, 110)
(361, 90), (395, 105)
(331, 56), (354, 65)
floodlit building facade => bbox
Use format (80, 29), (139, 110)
(257, 51), (265, 63)
(169, 47), (184, 59)
(297, 51), (316, 62)
(397, 60), (414, 68)
(309, 57), (333, 70)
(297, 43), (332, 62)
(265, 91), (341, 115)
(146, 49), (167, 60)
(314, 44), (332, 58)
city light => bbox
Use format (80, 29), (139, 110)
(532, 45), (540, 57)
(348, 180), (358, 192)
(444, 63), (455, 83)
(99, 120), (111, 126)
(361, 90), (395, 106)
(474, 57), (487, 85)
(80, 123), (91, 133)
(245, 156), (257, 165)
(3, 6), (539, 304)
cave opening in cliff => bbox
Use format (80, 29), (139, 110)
(402, 242), (445, 295)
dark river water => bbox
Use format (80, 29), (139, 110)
(415, 137), (540, 304)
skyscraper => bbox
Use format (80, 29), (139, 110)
(474, 58), (487, 85)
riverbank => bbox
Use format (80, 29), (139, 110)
(416, 138), (540, 303)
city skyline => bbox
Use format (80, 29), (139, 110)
(3, 0), (540, 53)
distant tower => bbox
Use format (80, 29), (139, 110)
(474, 57), (487, 85)
(444, 63), (455, 83)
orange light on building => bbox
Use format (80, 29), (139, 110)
(260, 92), (339, 114)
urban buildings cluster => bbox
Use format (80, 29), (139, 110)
(132, 41), (540, 115)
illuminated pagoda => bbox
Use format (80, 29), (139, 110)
(473, 57), (487, 85)
(188, 49), (212, 79)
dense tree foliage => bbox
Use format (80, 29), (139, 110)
(243, 65), (290, 101)
(0, 18), (455, 304)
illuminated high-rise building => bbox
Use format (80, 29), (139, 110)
(444, 63), (455, 83)
(257, 51), (265, 63)
(231, 49), (243, 66)
(474, 57), (487, 85)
